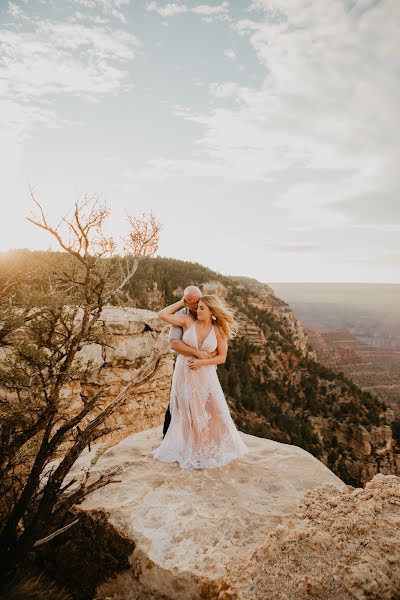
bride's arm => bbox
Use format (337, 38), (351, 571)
(188, 327), (228, 368)
(158, 298), (190, 328)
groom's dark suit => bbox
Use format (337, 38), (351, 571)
(162, 306), (196, 437)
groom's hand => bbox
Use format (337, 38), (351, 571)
(196, 349), (213, 359)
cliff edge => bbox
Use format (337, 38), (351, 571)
(46, 426), (346, 599)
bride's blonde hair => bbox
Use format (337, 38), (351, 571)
(200, 294), (238, 340)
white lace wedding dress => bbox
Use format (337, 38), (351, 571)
(152, 323), (249, 469)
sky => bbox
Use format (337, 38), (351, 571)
(0, 0), (399, 283)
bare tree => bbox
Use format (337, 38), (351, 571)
(112, 212), (161, 303)
(0, 194), (164, 580)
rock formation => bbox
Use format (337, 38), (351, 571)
(1, 271), (399, 485)
(232, 276), (315, 358)
(308, 414), (398, 485)
(42, 427), (400, 600)
(2, 253), (400, 598)
(69, 306), (173, 447)
(42, 426), (352, 600)
(220, 473), (400, 600)
(0, 307), (172, 451)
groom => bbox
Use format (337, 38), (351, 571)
(162, 285), (216, 437)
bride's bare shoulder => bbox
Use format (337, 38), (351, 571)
(214, 324), (225, 340)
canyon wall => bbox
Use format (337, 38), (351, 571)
(72, 306), (174, 447)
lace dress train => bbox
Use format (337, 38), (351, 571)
(152, 323), (249, 469)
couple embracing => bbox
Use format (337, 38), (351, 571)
(152, 286), (249, 469)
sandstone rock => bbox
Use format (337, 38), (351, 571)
(0, 346), (13, 361)
(74, 343), (104, 369)
(309, 417), (400, 485)
(56, 426), (345, 600)
(54, 308), (174, 449)
(0, 308), (172, 446)
(99, 306), (164, 335)
(104, 331), (159, 365)
(221, 472), (400, 600)
(236, 312), (265, 347)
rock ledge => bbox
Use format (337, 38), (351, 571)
(60, 426), (345, 599)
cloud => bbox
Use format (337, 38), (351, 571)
(330, 159), (400, 225)
(223, 48), (236, 61)
(154, 0), (399, 231)
(146, 1), (229, 20)
(146, 2), (187, 17)
(0, 19), (140, 106)
(191, 2), (229, 18)
(73, 10), (110, 24)
(209, 82), (243, 97)
(73, 0), (130, 23)
(7, 1), (28, 19)
(0, 5), (140, 187)
(265, 242), (320, 253)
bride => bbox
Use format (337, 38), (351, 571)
(152, 293), (249, 469)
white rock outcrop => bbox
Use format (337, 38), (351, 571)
(66, 307), (174, 447)
(60, 426), (346, 599)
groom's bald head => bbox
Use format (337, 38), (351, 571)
(184, 285), (202, 312)
(184, 285), (202, 301)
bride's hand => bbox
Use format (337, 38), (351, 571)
(188, 358), (202, 370)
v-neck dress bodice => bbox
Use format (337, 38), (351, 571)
(152, 322), (249, 469)
(184, 322), (217, 352)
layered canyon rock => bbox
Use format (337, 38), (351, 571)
(2, 255), (400, 598)
(216, 278), (400, 486)
(232, 277), (315, 358)
(0, 307), (173, 450)
(306, 327), (400, 417)
(72, 306), (173, 447)
(309, 414), (398, 485)
(76, 287), (399, 485)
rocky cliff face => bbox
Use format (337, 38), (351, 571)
(231, 277), (315, 358)
(40, 427), (400, 600)
(308, 414), (398, 486)
(59, 306), (173, 448)
(3, 252), (400, 598)
(0, 305), (174, 450)
(215, 277), (400, 486)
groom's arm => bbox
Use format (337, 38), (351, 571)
(168, 310), (198, 357)
(169, 324), (203, 357)
(171, 339), (201, 357)
(169, 311), (217, 358)
(170, 339), (218, 358)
